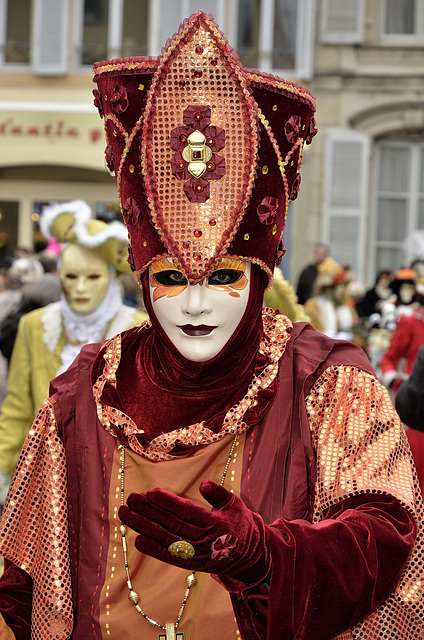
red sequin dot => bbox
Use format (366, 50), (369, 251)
(194, 70), (203, 79)
(195, 45), (203, 54)
(193, 253), (201, 261)
(183, 241), (190, 249)
(179, 80), (186, 88)
(194, 229), (202, 237)
(209, 219), (217, 226)
(211, 58), (218, 66)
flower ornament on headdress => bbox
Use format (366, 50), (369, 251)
(93, 11), (316, 289)
(39, 200), (132, 272)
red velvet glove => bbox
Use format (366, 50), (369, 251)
(118, 479), (270, 592)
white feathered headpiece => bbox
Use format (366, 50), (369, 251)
(40, 200), (131, 272)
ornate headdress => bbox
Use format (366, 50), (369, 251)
(39, 200), (131, 272)
(93, 11), (316, 288)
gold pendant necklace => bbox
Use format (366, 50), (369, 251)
(119, 434), (238, 639)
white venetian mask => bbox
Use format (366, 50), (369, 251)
(149, 257), (251, 362)
(60, 243), (111, 315)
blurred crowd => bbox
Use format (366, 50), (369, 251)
(294, 242), (424, 494)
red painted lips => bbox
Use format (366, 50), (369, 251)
(178, 324), (217, 336)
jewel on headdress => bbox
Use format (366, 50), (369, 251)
(105, 145), (115, 173)
(171, 105), (226, 200)
(122, 197), (140, 226)
(195, 45), (204, 54)
(194, 229), (202, 238)
(110, 85), (129, 114)
(183, 178), (210, 203)
(257, 197), (279, 225)
(284, 115), (302, 144)
(93, 89), (104, 118)
(290, 174), (301, 200)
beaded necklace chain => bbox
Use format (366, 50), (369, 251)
(119, 434), (238, 640)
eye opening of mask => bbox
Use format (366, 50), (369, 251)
(153, 270), (188, 286)
(208, 269), (243, 286)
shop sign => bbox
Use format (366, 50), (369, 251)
(0, 111), (103, 145)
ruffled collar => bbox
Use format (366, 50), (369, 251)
(93, 307), (292, 461)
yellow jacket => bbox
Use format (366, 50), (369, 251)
(0, 302), (147, 477)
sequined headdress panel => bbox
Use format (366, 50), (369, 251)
(93, 11), (317, 286)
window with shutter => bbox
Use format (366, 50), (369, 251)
(380, 0), (424, 42)
(323, 128), (370, 284)
(75, 0), (149, 69)
(236, 0), (315, 79)
(320, 0), (365, 44)
(33, 0), (69, 75)
(0, 0), (31, 68)
(372, 141), (424, 274)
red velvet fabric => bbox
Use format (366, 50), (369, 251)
(98, 266), (279, 455)
(119, 479), (270, 589)
(231, 494), (416, 640)
(0, 558), (33, 639)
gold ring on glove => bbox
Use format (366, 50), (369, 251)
(168, 540), (195, 559)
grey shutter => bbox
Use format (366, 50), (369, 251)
(323, 128), (370, 283)
(33, 0), (69, 75)
(321, 0), (365, 44)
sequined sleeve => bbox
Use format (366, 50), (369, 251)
(0, 400), (73, 640)
(306, 364), (424, 638)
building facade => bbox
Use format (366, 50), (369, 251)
(0, 0), (423, 287)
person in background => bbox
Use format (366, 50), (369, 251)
(264, 266), (310, 323)
(380, 268), (424, 391)
(295, 242), (329, 305)
(355, 269), (394, 328)
(0, 257), (44, 406)
(379, 268), (418, 331)
(0, 273), (61, 365)
(396, 345), (424, 495)
(0, 200), (147, 501)
(0, 257), (44, 328)
(303, 257), (358, 340)
(0, 12), (422, 640)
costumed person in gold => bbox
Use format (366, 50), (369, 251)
(0, 12), (423, 640)
(304, 257), (358, 341)
(264, 266), (310, 323)
(0, 200), (146, 498)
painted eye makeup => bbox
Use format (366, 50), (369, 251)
(153, 270), (188, 286)
(208, 269), (243, 286)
